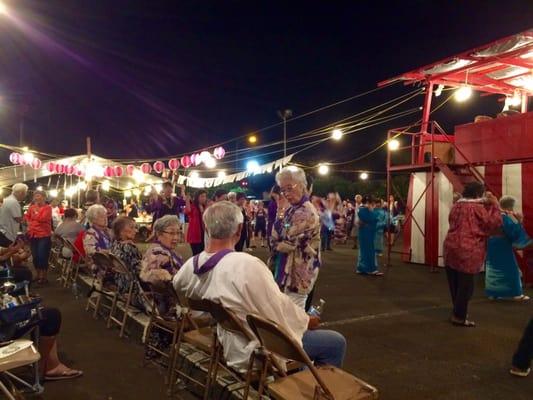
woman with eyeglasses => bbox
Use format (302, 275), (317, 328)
(140, 215), (183, 287)
(269, 166), (321, 309)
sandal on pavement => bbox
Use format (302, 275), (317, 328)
(45, 366), (83, 381)
(512, 295), (530, 302)
(370, 271), (384, 276)
(510, 367), (530, 377)
(450, 317), (476, 327)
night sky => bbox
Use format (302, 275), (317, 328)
(0, 0), (532, 174)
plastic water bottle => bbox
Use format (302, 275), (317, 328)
(72, 282), (80, 300)
(308, 298), (326, 317)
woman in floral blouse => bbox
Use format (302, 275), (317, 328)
(443, 182), (501, 327)
(83, 204), (112, 274)
(269, 166), (321, 309)
(110, 216), (144, 310)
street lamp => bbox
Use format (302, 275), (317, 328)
(248, 134), (257, 144)
(318, 164), (329, 175)
(331, 128), (343, 141)
(359, 172), (369, 180)
(278, 109), (293, 158)
(388, 139), (400, 151)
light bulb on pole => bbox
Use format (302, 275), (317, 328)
(388, 139), (400, 151)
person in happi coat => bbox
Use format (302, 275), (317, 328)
(269, 166), (321, 309)
(443, 182), (501, 327)
(83, 204), (112, 273)
(485, 195), (532, 301)
(356, 195), (383, 276)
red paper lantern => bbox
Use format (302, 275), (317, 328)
(153, 160), (165, 174)
(140, 163), (152, 174)
(46, 162), (56, 173)
(213, 146), (226, 160)
(65, 165), (75, 175)
(168, 158), (180, 171)
(126, 165), (135, 176)
(114, 165), (124, 177)
(31, 158), (42, 170)
(54, 164), (66, 174)
(9, 152), (21, 165)
(180, 155), (192, 168)
(75, 167), (84, 177)
(103, 166), (115, 177)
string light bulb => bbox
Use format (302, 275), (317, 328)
(331, 128), (343, 141)
(454, 85), (472, 102)
(318, 164), (329, 176)
(217, 170), (226, 178)
(101, 181), (110, 191)
(388, 139), (400, 151)
(359, 172), (369, 180)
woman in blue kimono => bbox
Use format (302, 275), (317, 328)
(356, 195), (383, 276)
(373, 199), (387, 257)
(485, 196), (532, 301)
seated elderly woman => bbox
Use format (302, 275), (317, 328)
(55, 208), (84, 258)
(485, 195), (533, 301)
(83, 204), (112, 273)
(269, 166), (321, 309)
(110, 216), (144, 309)
(140, 215), (183, 287)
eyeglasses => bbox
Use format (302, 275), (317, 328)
(161, 230), (180, 236)
(280, 184), (298, 194)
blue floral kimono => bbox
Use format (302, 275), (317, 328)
(485, 213), (532, 298)
(357, 206), (378, 273)
(374, 207), (387, 256)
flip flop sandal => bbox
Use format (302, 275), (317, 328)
(510, 367), (531, 377)
(370, 271), (384, 276)
(45, 369), (83, 381)
(451, 318), (476, 327)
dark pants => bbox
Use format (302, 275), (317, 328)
(445, 266), (474, 321)
(512, 319), (533, 370)
(320, 226), (332, 251)
(0, 231), (13, 247)
(30, 236), (52, 270)
(190, 242), (204, 256)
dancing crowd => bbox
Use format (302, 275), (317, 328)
(1, 167), (532, 388)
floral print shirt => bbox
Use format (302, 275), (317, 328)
(269, 196), (321, 295)
(110, 241), (144, 309)
(140, 242), (183, 285)
(443, 199), (502, 274)
(83, 225), (111, 272)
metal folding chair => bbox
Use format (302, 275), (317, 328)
(245, 314), (379, 400)
(85, 252), (117, 319)
(0, 340), (41, 400)
(106, 253), (136, 338)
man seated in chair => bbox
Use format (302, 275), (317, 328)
(173, 201), (346, 372)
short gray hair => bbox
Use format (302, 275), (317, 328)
(203, 201), (243, 239)
(227, 192), (237, 202)
(12, 183), (28, 194)
(275, 166), (307, 188)
(153, 215), (180, 235)
(500, 195), (516, 211)
(86, 204), (107, 223)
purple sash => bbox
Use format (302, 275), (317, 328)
(193, 249), (233, 275)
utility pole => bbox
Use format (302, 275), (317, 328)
(278, 109), (293, 158)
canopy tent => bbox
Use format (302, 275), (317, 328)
(0, 155), (163, 191)
(380, 29), (533, 96)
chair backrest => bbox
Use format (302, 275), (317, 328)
(246, 314), (334, 398)
(107, 253), (131, 277)
(92, 251), (113, 271)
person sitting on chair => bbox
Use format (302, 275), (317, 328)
(173, 201), (346, 372)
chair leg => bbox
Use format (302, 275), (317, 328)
(93, 292), (102, 319)
(257, 356), (270, 397)
(107, 293), (118, 328)
(242, 352), (257, 400)
(119, 283), (134, 338)
(165, 324), (180, 387)
(0, 379), (16, 400)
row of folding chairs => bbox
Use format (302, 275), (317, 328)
(49, 234), (84, 288)
(165, 293), (379, 399)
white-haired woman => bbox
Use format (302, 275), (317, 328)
(83, 204), (112, 272)
(485, 195), (532, 301)
(269, 166), (321, 309)
(140, 215), (183, 288)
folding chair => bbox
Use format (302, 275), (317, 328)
(106, 253), (136, 338)
(0, 340), (41, 400)
(48, 234), (63, 270)
(85, 252), (117, 319)
(62, 239), (84, 288)
(245, 314), (379, 400)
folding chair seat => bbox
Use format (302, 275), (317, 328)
(0, 340), (41, 400)
(106, 253), (138, 338)
(245, 314), (379, 400)
(85, 252), (117, 319)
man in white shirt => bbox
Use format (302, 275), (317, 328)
(0, 183), (28, 247)
(173, 201), (346, 372)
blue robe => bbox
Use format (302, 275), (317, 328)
(357, 206), (378, 273)
(374, 207), (387, 255)
(485, 213), (532, 298)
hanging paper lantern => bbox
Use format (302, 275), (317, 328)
(193, 153), (202, 166)
(104, 166), (115, 177)
(180, 155), (192, 168)
(140, 163), (152, 174)
(64, 165), (74, 175)
(46, 162), (56, 173)
(199, 151), (211, 162)
(126, 165), (135, 176)
(114, 165), (124, 177)
(153, 160), (165, 174)
(54, 164), (66, 174)
(9, 152), (21, 165)
(75, 167), (84, 177)
(168, 158), (180, 171)
(213, 146), (226, 160)
(31, 158), (42, 170)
